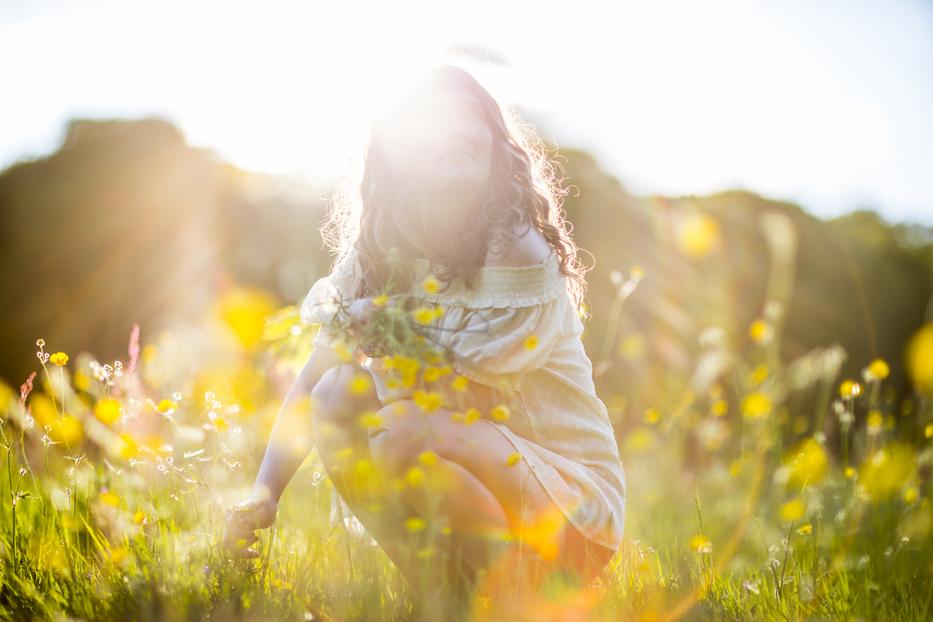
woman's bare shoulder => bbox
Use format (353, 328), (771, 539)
(483, 222), (553, 268)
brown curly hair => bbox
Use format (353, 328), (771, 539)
(319, 63), (592, 320)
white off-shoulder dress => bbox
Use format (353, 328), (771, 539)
(299, 246), (627, 553)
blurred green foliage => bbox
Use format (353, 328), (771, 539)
(0, 117), (930, 441)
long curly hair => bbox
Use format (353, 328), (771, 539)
(319, 63), (592, 320)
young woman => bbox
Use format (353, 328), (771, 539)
(223, 64), (627, 619)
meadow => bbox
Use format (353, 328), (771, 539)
(1, 210), (931, 622)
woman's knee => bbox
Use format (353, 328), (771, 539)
(311, 363), (358, 402)
(309, 365), (383, 452)
(310, 364), (376, 419)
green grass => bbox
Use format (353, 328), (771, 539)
(1, 260), (932, 621)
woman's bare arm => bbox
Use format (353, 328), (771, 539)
(224, 337), (360, 556)
(249, 340), (349, 505)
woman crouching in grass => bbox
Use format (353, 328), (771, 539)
(223, 64), (626, 621)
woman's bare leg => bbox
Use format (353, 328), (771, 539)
(367, 399), (615, 612)
(311, 367), (613, 617)
(309, 363), (482, 615)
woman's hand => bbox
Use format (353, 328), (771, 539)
(222, 492), (279, 559)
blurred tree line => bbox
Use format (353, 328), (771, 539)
(1, 117), (930, 443)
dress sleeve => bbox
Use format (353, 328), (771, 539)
(299, 247), (364, 348)
(445, 294), (572, 391)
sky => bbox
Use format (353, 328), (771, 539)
(2, 0), (931, 225)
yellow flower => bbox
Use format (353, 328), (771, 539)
(216, 287), (278, 350)
(348, 373), (372, 396)
(689, 534), (712, 551)
(417, 450), (439, 467)
(524, 335), (539, 350)
(844, 466), (856, 479)
(421, 275), (440, 294)
(748, 319), (772, 344)
(352, 459), (382, 498)
(925, 423), (933, 439)
(741, 392), (772, 420)
(676, 211), (720, 258)
(406, 466), (426, 488)
(405, 516), (427, 532)
(642, 408), (661, 425)
(118, 433), (139, 460)
(749, 364), (769, 386)
(903, 487), (918, 503)
(423, 366), (442, 383)
(49, 352), (69, 366)
(413, 390), (443, 412)
(157, 399), (178, 414)
(73, 370), (90, 392)
(110, 546), (128, 565)
(711, 399), (728, 417)
(838, 379), (861, 399)
(412, 307), (434, 325)
(94, 398), (122, 426)
(779, 497), (806, 522)
(51, 415), (83, 446)
(212, 416), (228, 431)
(450, 376), (469, 392)
(506, 452), (522, 467)
(416, 546), (435, 559)
(864, 358), (889, 382)
(142, 344), (158, 364)
(781, 438), (828, 490)
(372, 293), (390, 307)
(332, 339), (353, 363)
(859, 442), (916, 503)
(490, 405), (510, 421)
(906, 322), (933, 395)
(463, 408), (481, 425)
(357, 411), (384, 430)
(133, 510), (147, 525)
(866, 410), (883, 434)
(100, 490), (121, 507)
(796, 523), (813, 535)
(517, 506), (567, 561)
(624, 428), (657, 454)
